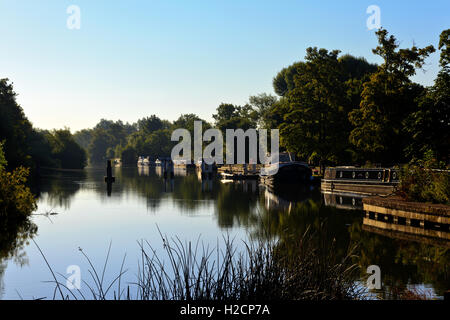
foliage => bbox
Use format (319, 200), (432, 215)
(248, 93), (278, 129)
(121, 146), (138, 166)
(0, 141), (7, 169)
(0, 79), (34, 169)
(46, 129), (87, 169)
(0, 79), (87, 170)
(212, 103), (258, 131)
(404, 29), (450, 163)
(270, 48), (376, 167)
(0, 167), (37, 218)
(398, 150), (450, 204)
(349, 28), (435, 164)
(88, 129), (116, 164)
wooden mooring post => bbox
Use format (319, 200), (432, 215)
(104, 160), (116, 183)
(104, 160), (116, 196)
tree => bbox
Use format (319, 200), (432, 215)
(272, 62), (306, 97)
(121, 146), (137, 166)
(74, 129), (94, 150)
(349, 29), (435, 164)
(46, 129), (87, 169)
(248, 93), (278, 128)
(137, 115), (166, 134)
(0, 79), (33, 169)
(270, 48), (377, 168)
(404, 29), (450, 162)
(28, 129), (57, 168)
(212, 103), (258, 131)
(88, 129), (115, 164)
(0, 142), (7, 169)
(0, 166), (36, 218)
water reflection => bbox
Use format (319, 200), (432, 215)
(349, 221), (449, 298)
(1, 167), (448, 299)
(0, 210), (38, 299)
(322, 191), (364, 210)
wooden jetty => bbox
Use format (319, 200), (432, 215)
(362, 196), (450, 247)
(321, 167), (399, 196)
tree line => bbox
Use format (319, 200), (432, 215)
(0, 79), (87, 172)
(1, 28), (448, 171)
(269, 28), (449, 168)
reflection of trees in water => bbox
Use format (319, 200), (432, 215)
(33, 169), (86, 209)
(0, 216), (37, 266)
(215, 181), (260, 228)
(246, 190), (449, 298)
(0, 262), (5, 298)
(20, 168), (450, 297)
(349, 221), (450, 297)
(113, 168), (165, 211)
(116, 168), (221, 213)
(0, 212), (38, 298)
(251, 197), (358, 259)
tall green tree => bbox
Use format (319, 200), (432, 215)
(212, 103), (258, 131)
(349, 29), (435, 164)
(270, 48), (376, 167)
(46, 129), (87, 169)
(248, 93), (278, 129)
(404, 29), (450, 162)
(0, 79), (33, 169)
(88, 129), (115, 164)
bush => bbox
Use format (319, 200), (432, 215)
(0, 167), (37, 218)
(398, 151), (450, 204)
(0, 141), (7, 169)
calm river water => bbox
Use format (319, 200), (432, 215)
(0, 167), (447, 299)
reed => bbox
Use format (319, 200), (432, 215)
(37, 225), (362, 300)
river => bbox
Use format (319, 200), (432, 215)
(0, 167), (447, 299)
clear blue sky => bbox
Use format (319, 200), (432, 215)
(0, 0), (448, 131)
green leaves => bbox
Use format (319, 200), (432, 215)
(0, 166), (36, 218)
(349, 29), (437, 164)
(271, 48), (375, 165)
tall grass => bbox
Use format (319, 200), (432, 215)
(37, 226), (363, 300)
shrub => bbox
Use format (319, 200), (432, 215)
(0, 167), (37, 218)
(398, 151), (450, 204)
(0, 141), (7, 169)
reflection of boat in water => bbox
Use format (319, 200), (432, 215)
(155, 158), (174, 179)
(220, 179), (258, 193)
(264, 187), (295, 212)
(322, 191), (364, 210)
(138, 165), (150, 176)
(260, 153), (312, 187)
(263, 183), (314, 212)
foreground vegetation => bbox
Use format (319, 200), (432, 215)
(41, 227), (362, 300)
